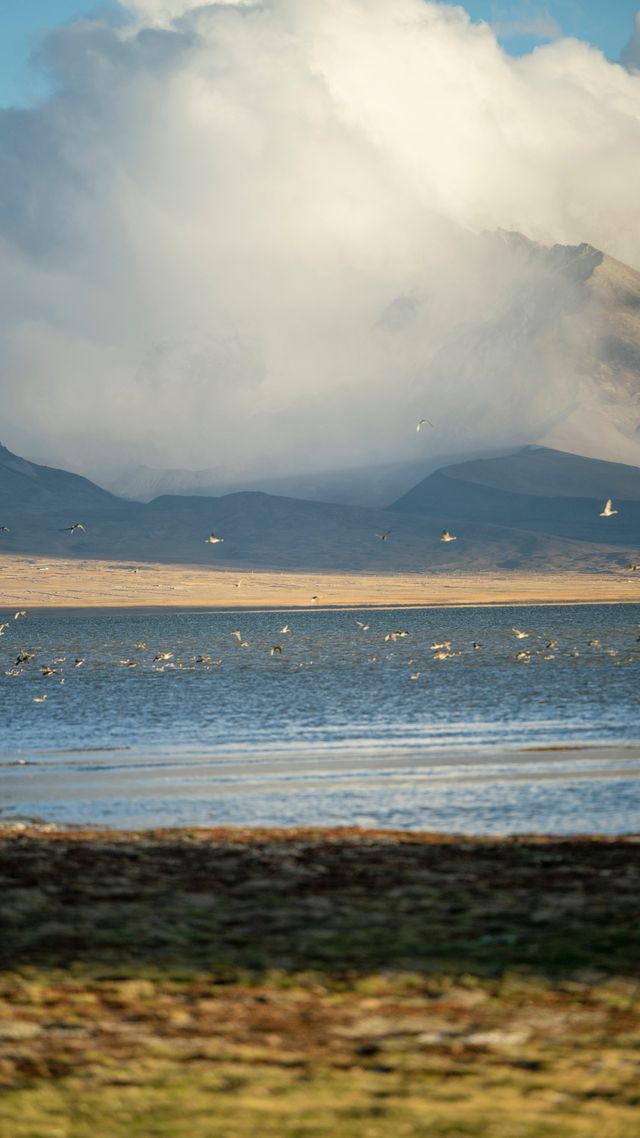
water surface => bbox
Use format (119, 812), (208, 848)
(1, 603), (639, 832)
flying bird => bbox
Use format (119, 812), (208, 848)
(62, 523), (86, 533)
(153, 651), (173, 661)
(0, 526), (9, 533)
(355, 620), (370, 630)
(14, 611), (27, 620)
(385, 631), (408, 642)
(270, 646), (282, 655)
(231, 631), (243, 642)
(440, 530), (456, 542)
(376, 531), (391, 541)
(280, 625), (291, 633)
(205, 533), (224, 544)
(512, 628), (529, 639)
(416, 419), (434, 431)
(600, 499), (618, 517)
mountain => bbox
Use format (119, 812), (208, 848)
(0, 442), (125, 528)
(1, 441), (639, 573)
(536, 247), (640, 463)
(391, 446), (640, 549)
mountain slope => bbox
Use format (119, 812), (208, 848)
(391, 446), (640, 548)
(1, 442), (637, 572)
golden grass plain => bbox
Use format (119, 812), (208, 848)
(1, 553), (639, 612)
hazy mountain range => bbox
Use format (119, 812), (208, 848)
(1, 441), (638, 574)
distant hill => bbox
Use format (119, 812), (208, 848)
(391, 446), (640, 548)
(0, 442), (637, 573)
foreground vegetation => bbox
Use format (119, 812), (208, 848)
(0, 826), (639, 1137)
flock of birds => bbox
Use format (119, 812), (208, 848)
(2, 605), (639, 706)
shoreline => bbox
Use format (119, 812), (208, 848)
(1, 552), (639, 611)
(4, 744), (640, 835)
(2, 821), (640, 840)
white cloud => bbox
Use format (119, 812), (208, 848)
(1, 0), (640, 479)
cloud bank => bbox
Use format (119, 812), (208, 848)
(1, 0), (640, 482)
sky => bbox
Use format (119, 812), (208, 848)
(1, 0), (640, 483)
(1, 1), (639, 106)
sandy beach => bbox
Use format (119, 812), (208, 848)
(1, 553), (639, 611)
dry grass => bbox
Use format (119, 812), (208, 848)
(1, 553), (639, 611)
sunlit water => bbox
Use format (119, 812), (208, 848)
(1, 603), (639, 833)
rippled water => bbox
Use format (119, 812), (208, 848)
(1, 603), (639, 832)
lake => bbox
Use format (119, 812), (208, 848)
(1, 603), (639, 833)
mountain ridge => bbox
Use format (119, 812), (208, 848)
(1, 441), (639, 573)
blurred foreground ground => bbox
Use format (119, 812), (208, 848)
(0, 827), (639, 1137)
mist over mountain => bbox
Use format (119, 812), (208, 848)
(2, 1), (640, 487)
(102, 234), (640, 507)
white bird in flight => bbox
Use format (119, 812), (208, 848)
(512, 628), (529, 639)
(62, 522), (86, 533)
(416, 419), (434, 432)
(440, 530), (456, 543)
(205, 533), (224, 544)
(600, 499), (618, 517)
